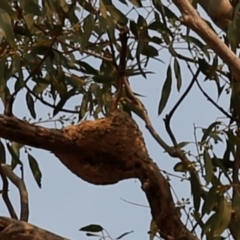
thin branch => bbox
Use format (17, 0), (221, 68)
(164, 68), (201, 146)
(195, 75), (233, 120)
(123, 77), (174, 154)
(1, 164), (29, 222)
(0, 165), (18, 219)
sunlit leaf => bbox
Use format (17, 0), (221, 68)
(149, 219), (158, 240)
(213, 199), (232, 236)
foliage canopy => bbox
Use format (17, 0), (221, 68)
(0, 0), (240, 240)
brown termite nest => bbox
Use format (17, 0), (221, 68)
(54, 110), (153, 185)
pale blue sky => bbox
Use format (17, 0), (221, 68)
(0, 1), (230, 240)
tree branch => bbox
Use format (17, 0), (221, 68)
(1, 164), (29, 222)
(0, 217), (70, 240)
(0, 165), (18, 220)
(0, 112), (198, 240)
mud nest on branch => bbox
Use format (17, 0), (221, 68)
(54, 110), (154, 185)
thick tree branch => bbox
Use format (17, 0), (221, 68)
(0, 113), (197, 240)
(0, 217), (70, 240)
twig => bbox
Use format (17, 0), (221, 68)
(164, 68), (201, 147)
(195, 75), (233, 121)
(1, 164), (29, 222)
(0, 165), (18, 219)
(120, 198), (149, 208)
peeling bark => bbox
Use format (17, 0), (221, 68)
(0, 112), (197, 240)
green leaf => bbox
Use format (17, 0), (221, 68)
(141, 44), (159, 57)
(0, 8), (16, 48)
(0, 1), (15, 17)
(173, 162), (187, 172)
(80, 224), (103, 232)
(201, 186), (220, 215)
(173, 58), (182, 91)
(177, 141), (190, 148)
(28, 154), (42, 188)
(130, 20), (138, 37)
(158, 65), (172, 115)
(0, 140), (6, 163)
(150, 36), (162, 44)
(203, 150), (213, 185)
(7, 142), (22, 169)
(190, 171), (201, 212)
(19, 0), (41, 15)
(26, 92), (36, 119)
(33, 82), (49, 95)
(78, 61), (98, 75)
